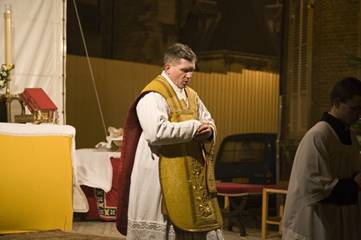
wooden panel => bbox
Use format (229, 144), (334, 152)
(191, 70), (280, 150)
(66, 55), (279, 151)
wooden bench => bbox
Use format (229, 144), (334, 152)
(216, 182), (264, 236)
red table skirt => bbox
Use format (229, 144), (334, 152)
(81, 157), (121, 221)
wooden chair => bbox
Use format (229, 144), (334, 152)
(261, 184), (288, 239)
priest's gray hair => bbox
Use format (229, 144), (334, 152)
(164, 43), (197, 65)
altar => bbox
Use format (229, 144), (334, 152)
(0, 122), (75, 233)
(0, 0), (121, 234)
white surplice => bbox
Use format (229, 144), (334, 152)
(126, 72), (223, 240)
(283, 121), (361, 240)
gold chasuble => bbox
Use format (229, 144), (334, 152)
(142, 76), (223, 232)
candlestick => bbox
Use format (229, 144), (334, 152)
(4, 5), (12, 65)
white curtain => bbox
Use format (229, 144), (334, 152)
(0, 0), (66, 123)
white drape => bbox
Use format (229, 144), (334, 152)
(0, 0), (66, 123)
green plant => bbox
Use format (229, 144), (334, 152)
(0, 64), (14, 89)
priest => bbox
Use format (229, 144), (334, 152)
(116, 43), (224, 240)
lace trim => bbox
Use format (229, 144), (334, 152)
(127, 219), (224, 240)
(127, 219), (175, 240)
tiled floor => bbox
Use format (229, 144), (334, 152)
(72, 221), (282, 240)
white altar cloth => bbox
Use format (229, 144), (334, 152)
(73, 148), (120, 212)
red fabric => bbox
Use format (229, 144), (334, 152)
(216, 182), (264, 194)
(116, 93), (147, 235)
(97, 157), (122, 221)
(20, 88), (57, 112)
(106, 157), (122, 207)
(81, 156), (123, 221)
(81, 185), (99, 220)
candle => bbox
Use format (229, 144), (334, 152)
(4, 5), (12, 65)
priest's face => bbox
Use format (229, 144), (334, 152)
(165, 58), (195, 89)
(337, 95), (361, 126)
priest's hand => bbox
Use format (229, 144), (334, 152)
(194, 122), (213, 142)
